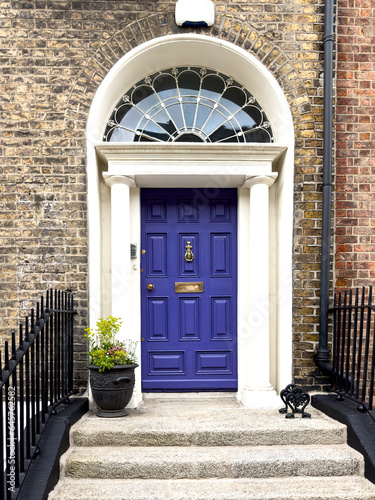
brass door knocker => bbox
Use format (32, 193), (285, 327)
(184, 241), (194, 262)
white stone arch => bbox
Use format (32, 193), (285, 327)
(86, 34), (294, 408)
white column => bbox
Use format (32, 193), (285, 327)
(103, 174), (135, 341)
(241, 174), (279, 408)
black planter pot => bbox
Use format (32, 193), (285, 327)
(88, 363), (138, 417)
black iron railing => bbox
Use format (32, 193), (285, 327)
(0, 289), (76, 500)
(330, 286), (375, 420)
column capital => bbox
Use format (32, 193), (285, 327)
(103, 173), (136, 188)
(243, 173), (278, 189)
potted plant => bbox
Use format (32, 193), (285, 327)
(85, 316), (138, 417)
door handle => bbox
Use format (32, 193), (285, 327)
(147, 283), (154, 291)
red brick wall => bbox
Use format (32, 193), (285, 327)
(335, 0), (375, 289)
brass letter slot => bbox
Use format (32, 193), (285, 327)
(175, 282), (204, 293)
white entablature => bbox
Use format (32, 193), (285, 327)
(95, 143), (286, 188)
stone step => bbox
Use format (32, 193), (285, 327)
(49, 476), (375, 500)
(49, 399), (375, 500)
(63, 444), (363, 480)
(71, 408), (347, 448)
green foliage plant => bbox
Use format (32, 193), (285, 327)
(85, 316), (137, 372)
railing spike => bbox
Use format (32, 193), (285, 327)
(4, 340), (9, 370)
(11, 330), (16, 359)
(19, 323), (23, 350)
(25, 316), (29, 342)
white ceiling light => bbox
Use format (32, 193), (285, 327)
(175, 0), (215, 27)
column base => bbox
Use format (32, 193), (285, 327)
(241, 385), (280, 409)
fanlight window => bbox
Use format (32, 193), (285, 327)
(104, 67), (274, 143)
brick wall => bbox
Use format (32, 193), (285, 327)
(335, 0), (375, 290)
(0, 0), (329, 389)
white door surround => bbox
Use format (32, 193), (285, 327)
(86, 35), (295, 408)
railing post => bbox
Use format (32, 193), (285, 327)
(50, 289), (54, 406)
(369, 312), (375, 411)
(36, 302), (41, 436)
(362, 286), (372, 404)
(18, 324), (25, 474)
(63, 291), (68, 396)
(331, 293), (338, 386)
(0, 352), (4, 500)
(340, 291), (348, 391)
(30, 309), (36, 448)
(57, 290), (61, 401)
(69, 292), (74, 393)
(4, 340), (12, 500)
(356, 287), (366, 400)
(41, 294), (46, 423)
(11, 331), (20, 490)
(344, 290), (351, 393)
(25, 317), (31, 461)
(351, 288), (360, 398)
(335, 292), (342, 392)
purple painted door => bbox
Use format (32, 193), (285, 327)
(141, 188), (237, 391)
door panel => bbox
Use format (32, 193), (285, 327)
(179, 297), (200, 340)
(147, 298), (168, 341)
(141, 188), (237, 391)
(211, 233), (231, 276)
(179, 234), (199, 276)
(211, 297), (232, 340)
(147, 234), (168, 276)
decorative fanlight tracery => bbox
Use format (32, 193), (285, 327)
(104, 67), (274, 144)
